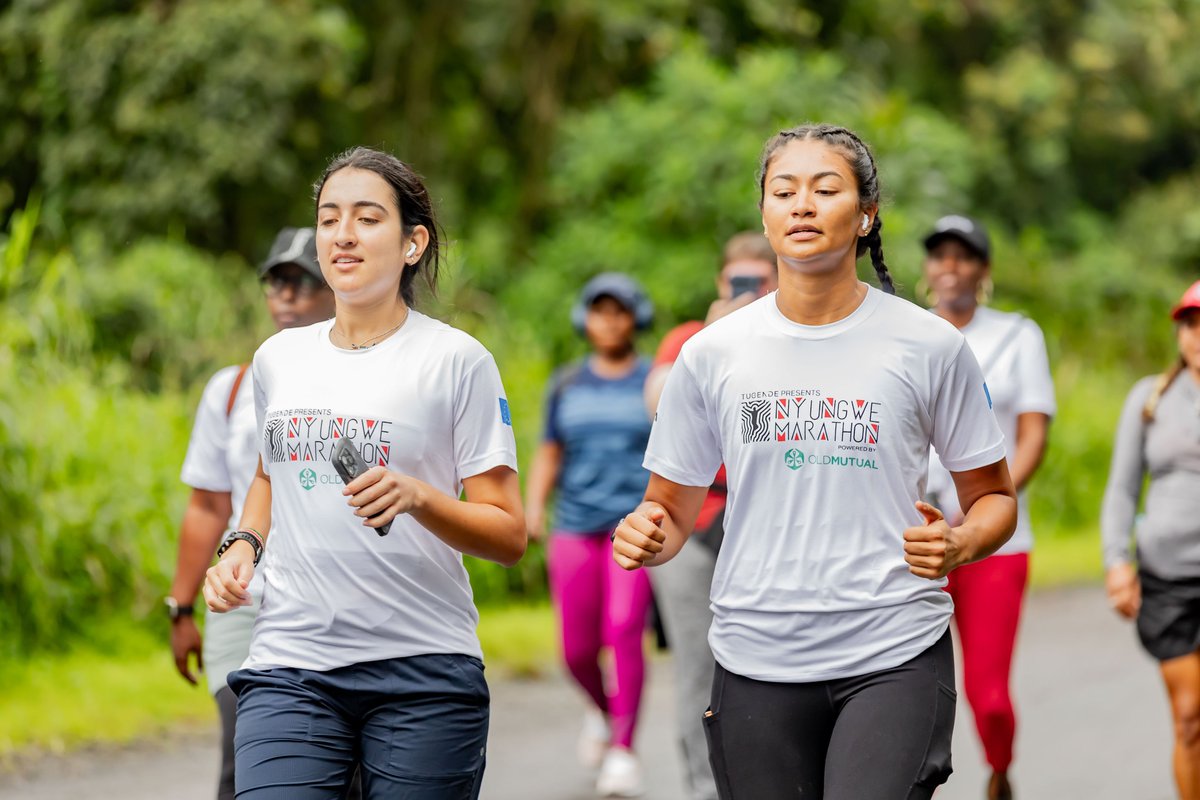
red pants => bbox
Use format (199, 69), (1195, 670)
(945, 552), (1029, 773)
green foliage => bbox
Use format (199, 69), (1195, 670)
(0, 0), (360, 250)
(4, 0), (1200, 666)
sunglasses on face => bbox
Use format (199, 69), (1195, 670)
(261, 271), (325, 298)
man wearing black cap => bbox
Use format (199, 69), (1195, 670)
(166, 227), (336, 800)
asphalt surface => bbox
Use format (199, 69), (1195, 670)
(0, 585), (1176, 799)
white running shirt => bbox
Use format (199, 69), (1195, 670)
(926, 306), (1055, 555)
(179, 365), (263, 694)
(645, 288), (1006, 682)
(245, 312), (518, 672)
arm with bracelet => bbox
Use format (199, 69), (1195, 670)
(205, 458), (271, 613)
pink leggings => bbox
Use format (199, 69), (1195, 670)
(548, 532), (653, 750)
(945, 552), (1029, 773)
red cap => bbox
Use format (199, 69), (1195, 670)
(1172, 280), (1200, 320)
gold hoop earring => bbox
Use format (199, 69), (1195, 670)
(914, 277), (938, 308)
(977, 276), (994, 306)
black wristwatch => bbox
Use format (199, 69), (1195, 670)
(164, 596), (194, 622)
(217, 530), (264, 566)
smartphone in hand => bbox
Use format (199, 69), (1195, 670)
(331, 437), (390, 536)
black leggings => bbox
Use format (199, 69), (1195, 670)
(703, 630), (956, 800)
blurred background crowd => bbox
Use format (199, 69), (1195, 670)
(1, 0), (1198, 760)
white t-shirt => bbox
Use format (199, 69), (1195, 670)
(925, 307), (1055, 555)
(179, 364), (263, 695)
(244, 312), (518, 672)
(645, 288), (1006, 682)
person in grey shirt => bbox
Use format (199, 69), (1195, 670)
(1102, 278), (1200, 800)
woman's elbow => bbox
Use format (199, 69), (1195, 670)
(492, 514), (527, 568)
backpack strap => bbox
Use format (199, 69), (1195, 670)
(226, 364), (249, 419)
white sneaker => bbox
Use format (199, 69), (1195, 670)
(577, 708), (610, 770)
(595, 747), (644, 797)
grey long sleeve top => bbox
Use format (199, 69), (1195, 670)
(1101, 373), (1200, 578)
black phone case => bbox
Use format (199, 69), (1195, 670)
(331, 438), (390, 536)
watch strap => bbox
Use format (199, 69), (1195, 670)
(217, 530), (264, 566)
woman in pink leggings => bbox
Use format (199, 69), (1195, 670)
(526, 273), (655, 798)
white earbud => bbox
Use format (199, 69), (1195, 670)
(862, 215), (870, 231)
(406, 243), (417, 259)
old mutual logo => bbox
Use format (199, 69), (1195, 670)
(299, 468), (317, 490)
(784, 449), (805, 470)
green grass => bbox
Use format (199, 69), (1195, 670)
(1030, 529), (1105, 588)
(0, 605), (561, 762)
(0, 625), (215, 759)
(477, 602), (557, 679)
(0, 539), (1100, 763)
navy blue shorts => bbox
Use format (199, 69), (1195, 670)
(228, 653), (489, 799)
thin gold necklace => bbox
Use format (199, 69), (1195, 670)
(333, 309), (410, 350)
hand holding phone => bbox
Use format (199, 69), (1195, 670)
(331, 438), (391, 536)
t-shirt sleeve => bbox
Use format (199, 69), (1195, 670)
(455, 353), (520, 480)
(1014, 320), (1056, 417)
(653, 322), (705, 367)
(1100, 378), (1152, 568)
(252, 355), (270, 476)
(931, 340), (1008, 472)
(642, 354), (722, 486)
(180, 367), (238, 491)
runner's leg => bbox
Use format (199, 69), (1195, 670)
(547, 533), (608, 713)
(602, 541), (653, 749)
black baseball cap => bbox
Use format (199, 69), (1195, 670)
(922, 215), (990, 262)
(258, 227), (322, 281)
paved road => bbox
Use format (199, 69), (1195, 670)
(0, 585), (1175, 799)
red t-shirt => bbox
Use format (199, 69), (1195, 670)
(654, 321), (726, 532)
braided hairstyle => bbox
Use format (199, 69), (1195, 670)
(1142, 356), (1186, 423)
(314, 146), (441, 307)
(756, 123), (896, 294)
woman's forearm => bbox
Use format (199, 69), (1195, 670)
(1009, 412), (1050, 492)
(236, 461), (273, 542)
(524, 442), (561, 516)
(953, 492), (1019, 564)
(410, 468), (526, 567)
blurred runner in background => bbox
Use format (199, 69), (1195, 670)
(643, 232), (777, 800)
(1102, 279), (1200, 800)
(525, 273), (655, 797)
(166, 227), (336, 800)
(921, 215), (1055, 800)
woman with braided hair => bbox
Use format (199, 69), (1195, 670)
(612, 123), (1017, 798)
(1102, 280), (1200, 800)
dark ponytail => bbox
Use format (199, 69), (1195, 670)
(863, 217), (895, 294)
(757, 123), (896, 295)
(1143, 356), (1186, 423)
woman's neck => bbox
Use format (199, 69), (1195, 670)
(332, 297), (410, 345)
(774, 264), (866, 326)
(590, 349), (638, 378)
(935, 302), (978, 330)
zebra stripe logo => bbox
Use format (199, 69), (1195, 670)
(740, 400), (771, 443)
(264, 417), (287, 463)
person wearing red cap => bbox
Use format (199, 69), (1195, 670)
(920, 214), (1055, 800)
(1102, 279), (1200, 800)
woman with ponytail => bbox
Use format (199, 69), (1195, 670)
(612, 123), (1017, 798)
(1102, 280), (1200, 800)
